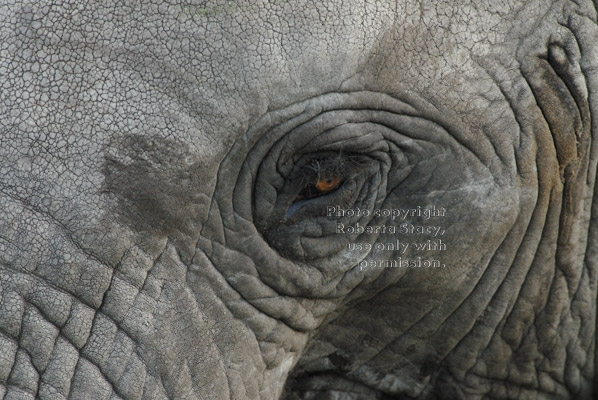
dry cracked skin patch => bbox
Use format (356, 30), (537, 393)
(1, 1), (598, 399)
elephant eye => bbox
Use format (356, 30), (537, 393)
(281, 153), (371, 220)
(294, 176), (344, 202)
(316, 176), (342, 192)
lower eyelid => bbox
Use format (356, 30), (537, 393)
(285, 199), (309, 219)
(286, 181), (346, 220)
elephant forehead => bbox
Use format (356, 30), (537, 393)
(0, 0), (568, 266)
(133, 0), (552, 119)
(3, 0), (557, 156)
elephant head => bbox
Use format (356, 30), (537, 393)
(1, 1), (598, 399)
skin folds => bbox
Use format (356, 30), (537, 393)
(1, 1), (598, 399)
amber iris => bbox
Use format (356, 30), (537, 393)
(293, 175), (343, 202)
(315, 177), (342, 192)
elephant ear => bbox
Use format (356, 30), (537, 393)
(521, 32), (593, 265)
(520, 38), (591, 191)
(522, 42), (590, 181)
(516, 15), (598, 260)
(508, 15), (598, 392)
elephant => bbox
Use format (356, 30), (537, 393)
(1, 0), (598, 399)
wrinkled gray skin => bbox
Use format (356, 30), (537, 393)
(1, 1), (598, 399)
